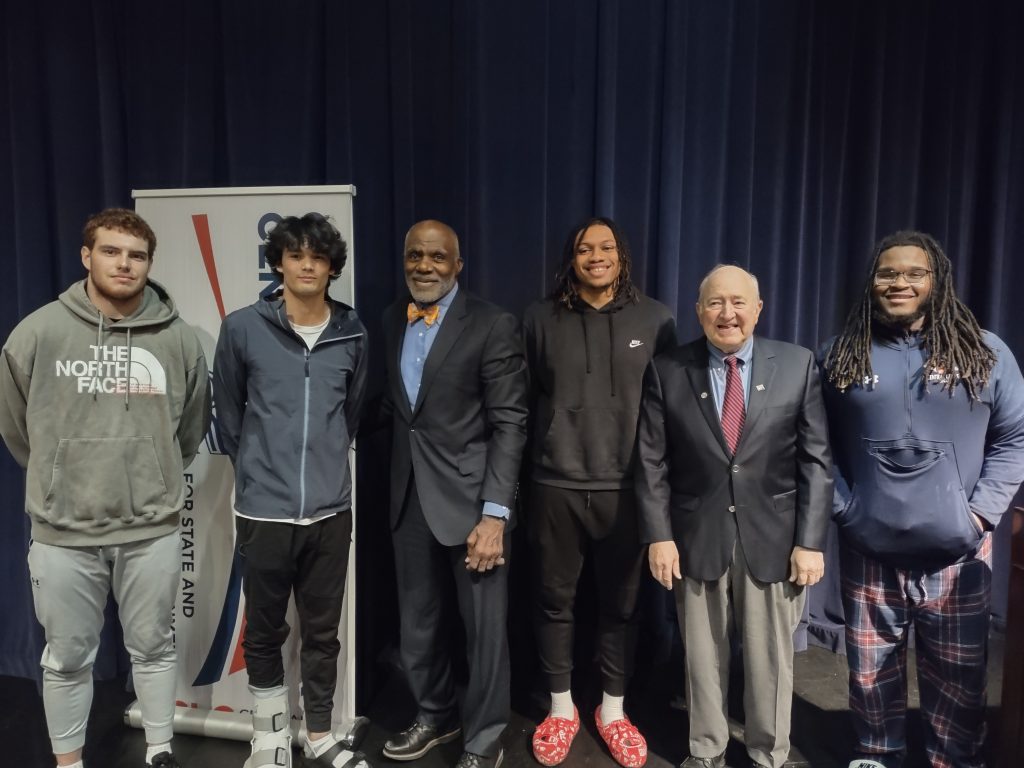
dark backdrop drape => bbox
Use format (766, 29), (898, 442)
(2, 0), (1022, 709)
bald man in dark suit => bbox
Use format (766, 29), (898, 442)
(380, 220), (528, 768)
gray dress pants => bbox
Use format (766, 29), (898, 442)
(673, 539), (804, 768)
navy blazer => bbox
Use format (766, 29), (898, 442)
(635, 335), (833, 583)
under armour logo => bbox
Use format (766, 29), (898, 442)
(862, 374), (880, 387)
(30, 577), (41, 588)
(628, 340), (643, 349)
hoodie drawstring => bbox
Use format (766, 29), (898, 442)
(579, 307), (617, 397)
(125, 327), (132, 409)
(607, 312), (616, 397)
(94, 314), (104, 402)
(580, 313), (592, 374)
(94, 311), (133, 409)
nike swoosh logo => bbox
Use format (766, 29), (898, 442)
(629, 340), (643, 348)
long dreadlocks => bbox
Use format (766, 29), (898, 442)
(824, 230), (996, 400)
(551, 217), (640, 309)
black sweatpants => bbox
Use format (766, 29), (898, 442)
(528, 482), (645, 696)
(236, 511), (352, 733)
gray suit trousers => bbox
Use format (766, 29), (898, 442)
(673, 538), (804, 768)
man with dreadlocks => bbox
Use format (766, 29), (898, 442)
(820, 230), (1024, 768)
(522, 217), (675, 768)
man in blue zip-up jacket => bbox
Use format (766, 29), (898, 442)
(820, 230), (1024, 768)
(213, 213), (370, 768)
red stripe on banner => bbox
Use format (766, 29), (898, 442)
(191, 214), (227, 321)
(229, 616), (248, 675)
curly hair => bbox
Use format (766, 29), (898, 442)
(265, 212), (347, 282)
(82, 208), (157, 258)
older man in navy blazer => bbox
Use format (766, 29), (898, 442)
(380, 220), (528, 768)
(635, 265), (832, 768)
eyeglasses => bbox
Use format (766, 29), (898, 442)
(873, 268), (932, 286)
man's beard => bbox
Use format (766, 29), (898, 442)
(407, 274), (457, 305)
(871, 300), (929, 331)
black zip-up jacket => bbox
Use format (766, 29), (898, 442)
(523, 293), (676, 489)
(213, 293), (368, 520)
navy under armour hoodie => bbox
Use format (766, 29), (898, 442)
(820, 329), (1024, 568)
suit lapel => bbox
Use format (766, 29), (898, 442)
(735, 336), (777, 453)
(387, 300), (415, 421)
(411, 288), (469, 418)
(684, 342), (731, 457)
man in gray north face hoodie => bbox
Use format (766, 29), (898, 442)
(0, 208), (211, 768)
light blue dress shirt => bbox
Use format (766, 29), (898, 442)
(401, 283), (458, 407)
(400, 284), (509, 520)
(707, 335), (754, 416)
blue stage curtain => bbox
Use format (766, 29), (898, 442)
(2, 0), (1022, 705)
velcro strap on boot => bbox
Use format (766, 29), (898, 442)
(305, 740), (367, 768)
(249, 729), (292, 768)
(253, 711), (288, 733)
(248, 746), (290, 767)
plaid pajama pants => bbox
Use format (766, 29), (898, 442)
(840, 533), (992, 768)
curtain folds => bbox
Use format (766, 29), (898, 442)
(2, 0), (1021, 702)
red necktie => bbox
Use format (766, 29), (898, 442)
(721, 355), (745, 455)
(407, 302), (440, 326)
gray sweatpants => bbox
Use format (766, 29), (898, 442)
(28, 532), (180, 754)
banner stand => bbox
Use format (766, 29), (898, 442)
(123, 702), (371, 748)
(131, 185), (361, 741)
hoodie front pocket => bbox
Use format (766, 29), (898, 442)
(540, 407), (638, 480)
(840, 437), (977, 564)
(44, 436), (170, 529)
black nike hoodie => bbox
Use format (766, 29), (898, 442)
(522, 292), (676, 489)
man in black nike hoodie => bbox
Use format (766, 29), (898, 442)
(522, 218), (675, 768)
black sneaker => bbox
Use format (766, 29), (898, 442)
(148, 752), (181, 768)
(679, 755), (726, 768)
(455, 749), (503, 768)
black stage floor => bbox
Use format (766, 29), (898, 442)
(2, 634), (1007, 768)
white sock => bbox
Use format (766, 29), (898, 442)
(549, 689), (574, 720)
(306, 732), (332, 751)
(305, 732), (359, 764)
(145, 743), (172, 763)
(600, 692), (624, 725)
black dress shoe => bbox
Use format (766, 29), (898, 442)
(455, 748), (503, 768)
(383, 721), (461, 761)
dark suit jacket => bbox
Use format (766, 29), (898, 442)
(635, 336), (833, 583)
(383, 288), (529, 546)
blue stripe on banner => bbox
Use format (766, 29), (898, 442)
(193, 542), (245, 687)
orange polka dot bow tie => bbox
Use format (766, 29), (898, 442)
(407, 302), (441, 326)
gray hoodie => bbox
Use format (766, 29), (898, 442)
(0, 279), (211, 547)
